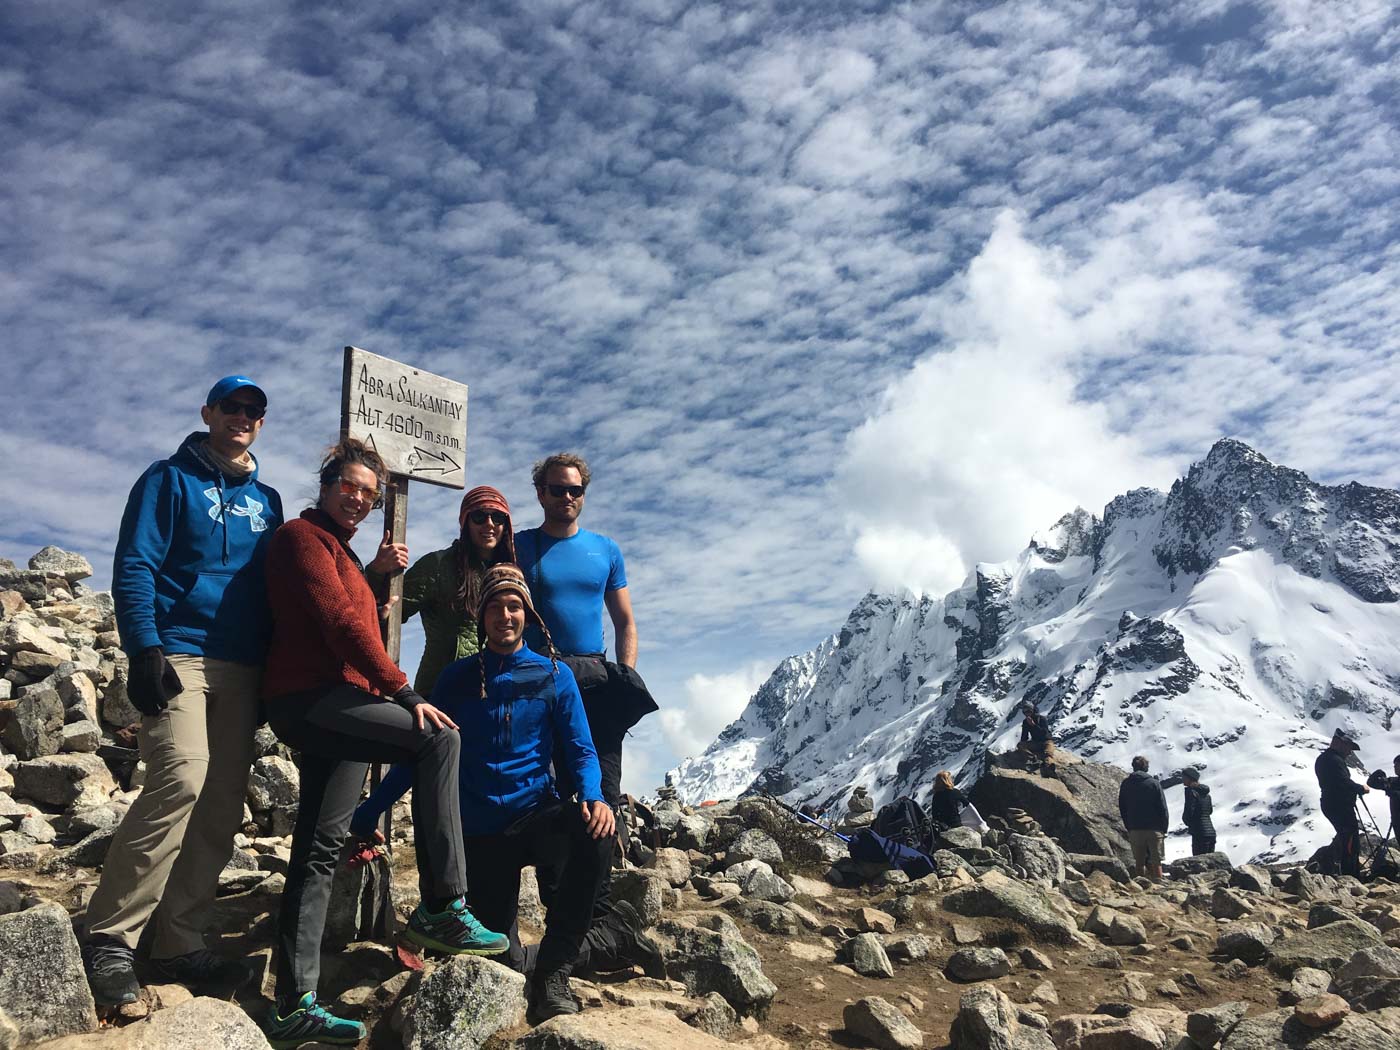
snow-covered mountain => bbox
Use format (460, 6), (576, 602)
(670, 439), (1400, 863)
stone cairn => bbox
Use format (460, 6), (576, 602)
(5, 545), (1400, 1050)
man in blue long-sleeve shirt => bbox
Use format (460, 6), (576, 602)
(353, 565), (618, 1024)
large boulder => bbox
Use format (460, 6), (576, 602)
(39, 997), (271, 1049)
(970, 750), (1131, 863)
(1219, 1006), (1400, 1048)
(402, 955), (525, 1050)
(28, 548), (93, 583)
(1268, 919), (1384, 976)
(948, 984), (1056, 1050)
(1217, 921), (1278, 965)
(13, 753), (115, 809)
(726, 828), (784, 867)
(1049, 1012), (1170, 1049)
(657, 914), (777, 1017)
(1006, 833), (1066, 886)
(946, 947), (1011, 982)
(1, 685), (65, 760)
(843, 932), (895, 978)
(943, 870), (1078, 944)
(844, 996), (925, 1050)
(1331, 946), (1400, 1012)
(0, 902), (97, 1043)
(516, 1006), (734, 1049)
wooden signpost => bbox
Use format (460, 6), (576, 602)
(339, 346), (468, 941)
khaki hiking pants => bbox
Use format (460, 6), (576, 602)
(85, 655), (260, 958)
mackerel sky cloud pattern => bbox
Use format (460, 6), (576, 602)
(2, 1), (1397, 791)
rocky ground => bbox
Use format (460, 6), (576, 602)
(4, 548), (1400, 1050)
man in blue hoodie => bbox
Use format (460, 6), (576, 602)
(353, 564), (620, 1025)
(83, 376), (284, 1007)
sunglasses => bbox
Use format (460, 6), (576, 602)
(337, 477), (383, 508)
(467, 510), (510, 526)
(545, 484), (585, 499)
(213, 398), (266, 420)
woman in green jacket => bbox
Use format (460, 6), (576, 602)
(400, 485), (516, 696)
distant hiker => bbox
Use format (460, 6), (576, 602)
(1315, 728), (1368, 878)
(1118, 755), (1169, 882)
(928, 771), (968, 833)
(355, 565), (642, 1025)
(1390, 755), (1400, 838)
(515, 452), (638, 802)
(376, 485), (516, 697)
(1180, 767), (1217, 856)
(1017, 702), (1056, 775)
(84, 376), (283, 1008)
(260, 438), (507, 1047)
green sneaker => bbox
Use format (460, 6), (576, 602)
(405, 897), (509, 955)
(263, 992), (365, 1048)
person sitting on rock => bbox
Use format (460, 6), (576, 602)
(1016, 702), (1056, 776)
(352, 564), (632, 1025)
(927, 771), (968, 833)
(1315, 728), (1368, 878)
(1180, 767), (1217, 857)
(1118, 755), (1168, 882)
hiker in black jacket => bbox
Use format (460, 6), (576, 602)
(1180, 767), (1216, 856)
(1118, 756), (1169, 881)
(1316, 728), (1368, 877)
(1017, 702), (1057, 776)
(927, 771), (967, 832)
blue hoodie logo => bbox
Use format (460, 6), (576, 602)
(204, 488), (268, 532)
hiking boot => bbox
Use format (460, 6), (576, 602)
(263, 992), (365, 1048)
(611, 900), (666, 978)
(83, 936), (140, 1006)
(150, 948), (248, 988)
(527, 968), (579, 1026)
(405, 897), (509, 956)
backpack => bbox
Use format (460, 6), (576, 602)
(873, 796), (932, 852)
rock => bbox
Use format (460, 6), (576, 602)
(1007, 833), (1066, 886)
(1268, 919), (1383, 976)
(1295, 994), (1350, 1029)
(1217, 921), (1278, 964)
(13, 753), (115, 808)
(946, 947), (1011, 982)
(1085, 906), (1146, 946)
(971, 751), (1132, 863)
(739, 864), (795, 904)
(1287, 967), (1331, 1004)
(1, 685), (64, 760)
(1217, 1006), (1400, 1048)
(1282, 869), (1337, 902)
(943, 870), (1078, 944)
(648, 847), (692, 887)
(516, 1005), (735, 1049)
(856, 907), (897, 934)
(611, 870), (666, 927)
(28, 548), (92, 583)
(844, 996), (924, 1050)
(246, 756), (299, 811)
(1048, 1012), (1166, 1049)
(658, 914), (777, 1017)
(885, 934), (933, 963)
(1067, 854), (1134, 884)
(0, 883), (22, 915)
(727, 828), (784, 867)
(939, 826), (983, 850)
(402, 955), (524, 1050)
(844, 932), (895, 978)
(0, 619), (72, 661)
(59, 720), (102, 753)
(670, 814), (710, 851)
(1020, 947), (1053, 971)
(100, 673), (141, 729)
(948, 984), (1056, 1050)
(1332, 945), (1400, 1012)
(1211, 887), (1255, 920)
(1030, 980), (1058, 1005)
(0, 902), (96, 1042)
(1168, 851), (1232, 875)
(740, 901), (798, 935)
(1187, 1000), (1248, 1048)
(38, 997), (270, 1049)
(1230, 864), (1273, 895)
(56, 674), (99, 725)
(1308, 902), (1360, 929)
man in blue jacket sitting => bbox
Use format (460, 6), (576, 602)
(353, 564), (619, 1024)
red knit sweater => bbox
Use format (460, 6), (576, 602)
(263, 509), (408, 700)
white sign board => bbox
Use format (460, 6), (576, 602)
(342, 346), (468, 489)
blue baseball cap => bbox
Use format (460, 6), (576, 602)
(206, 375), (267, 407)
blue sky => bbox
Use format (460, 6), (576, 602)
(3, 0), (1398, 793)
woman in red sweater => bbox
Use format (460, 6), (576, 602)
(261, 438), (507, 1047)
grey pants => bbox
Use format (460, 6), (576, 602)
(269, 684), (468, 1001)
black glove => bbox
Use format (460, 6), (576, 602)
(127, 646), (183, 717)
(391, 684), (427, 711)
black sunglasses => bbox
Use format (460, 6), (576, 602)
(545, 484), (585, 498)
(467, 510), (510, 526)
(214, 398), (266, 420)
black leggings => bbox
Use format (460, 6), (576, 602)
(269, 684), (468, 1000)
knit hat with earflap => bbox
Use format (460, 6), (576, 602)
(476, 564), (546, 637)
(458, 485), (516, 564)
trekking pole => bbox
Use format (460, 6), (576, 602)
(761, 793), (851, 843)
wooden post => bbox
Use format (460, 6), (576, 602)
(382, 475), (409, 662)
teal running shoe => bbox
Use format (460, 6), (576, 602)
(405, 897), (510, 955)
(263, 992), (365, 1048)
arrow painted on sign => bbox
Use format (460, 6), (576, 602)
(410, 446), (461, 475)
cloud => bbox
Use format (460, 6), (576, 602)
(658, 662), (774, 762)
